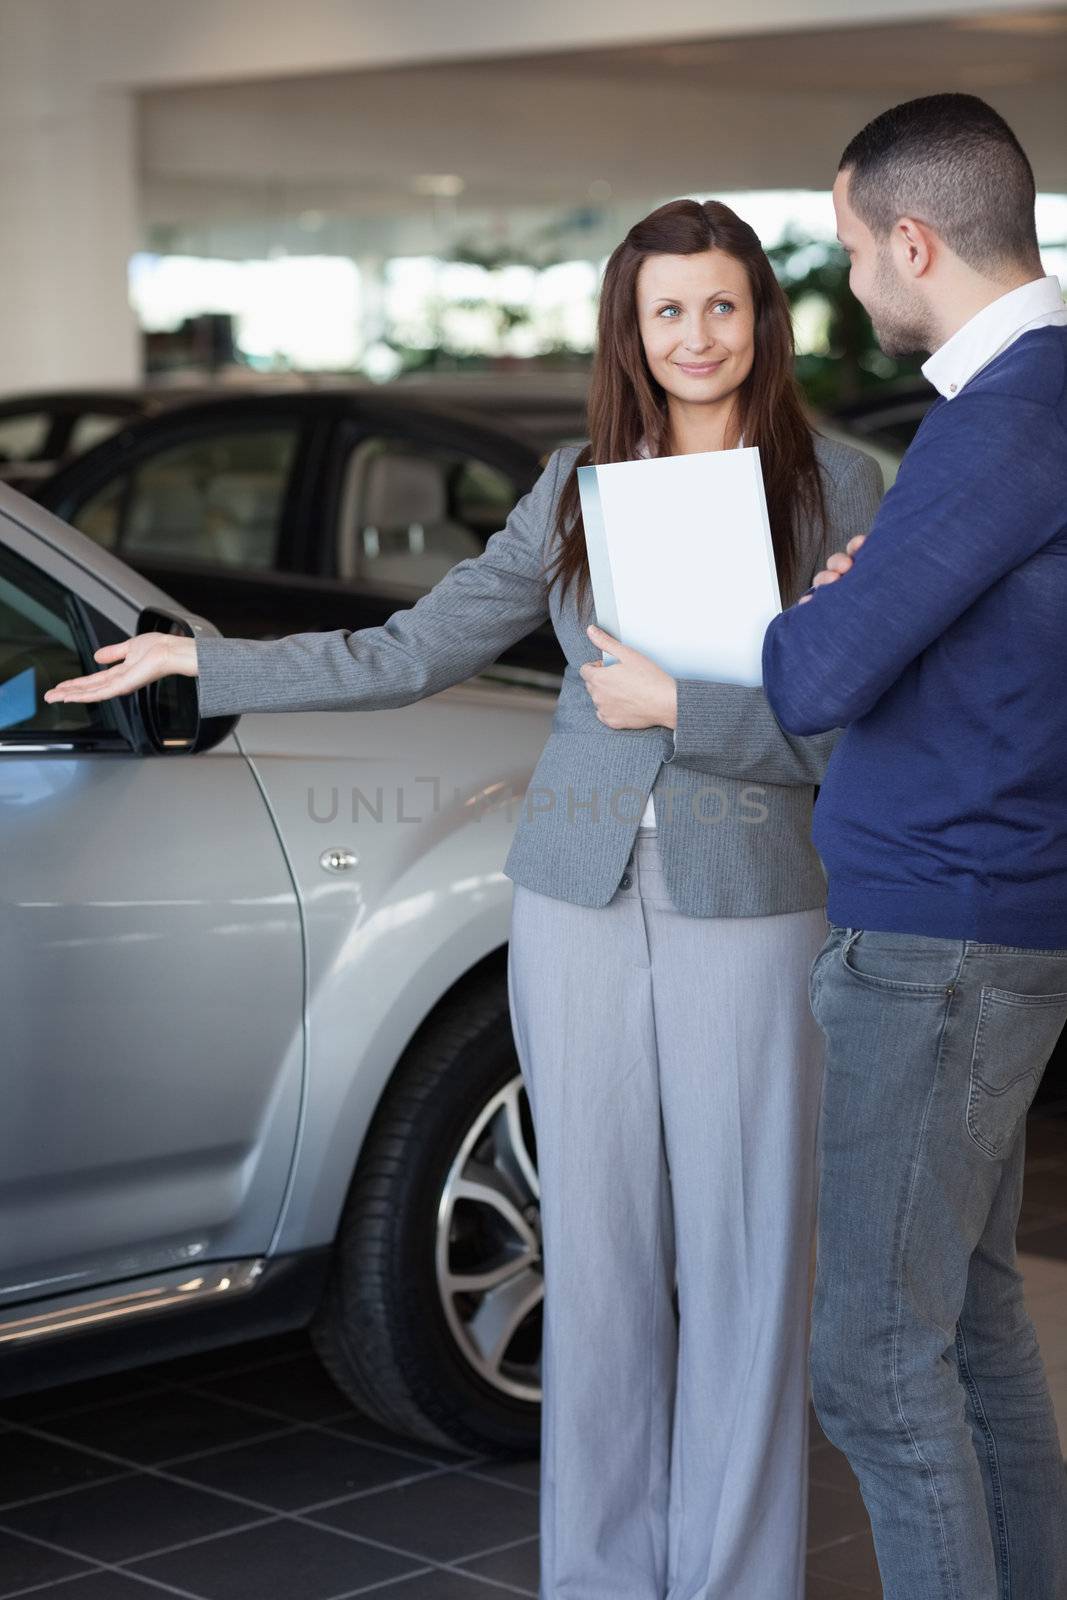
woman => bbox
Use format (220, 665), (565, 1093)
(46, 199), (883, 1599)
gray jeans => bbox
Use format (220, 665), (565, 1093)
(809, 924), (1067, 1600)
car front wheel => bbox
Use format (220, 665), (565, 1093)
(310, 966), (543, 1454)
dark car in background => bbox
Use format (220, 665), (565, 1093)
(3, 369), (587, 499)
(0, 390), (154, 494)
(34, 387), (568, 684)
(828, 379), (936, 455)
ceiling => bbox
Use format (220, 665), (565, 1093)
(137, 8), (1067, 254)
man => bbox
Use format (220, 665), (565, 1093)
(763, 93), (1067, 1600)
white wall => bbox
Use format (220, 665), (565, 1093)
(0, 2), (140, 388)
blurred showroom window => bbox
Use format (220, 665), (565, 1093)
(0, 413), (50, 464)
(72, 426), (298, 569)
(0, 543), (109, 738)
(336, 437), (518, 597)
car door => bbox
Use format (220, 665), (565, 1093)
(0, 499), (305, 1305)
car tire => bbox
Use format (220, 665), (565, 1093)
(310, 966), (543, 1455)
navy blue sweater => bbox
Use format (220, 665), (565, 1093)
(763, 326), (1067, 949)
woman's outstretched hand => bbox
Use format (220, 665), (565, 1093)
(581, 625), (678, 730)
(44, 632), (198, 704)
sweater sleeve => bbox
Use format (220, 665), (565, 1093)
(762, 393), (1067, 736)
(663, 447), (884, 784)
(194, 448), (565, 718)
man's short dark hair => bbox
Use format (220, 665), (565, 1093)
(839, 93), (1041, 275)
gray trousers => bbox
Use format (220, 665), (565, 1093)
(507, 827), (829, 1600)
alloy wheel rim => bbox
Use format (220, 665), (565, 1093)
(435, 1073), (543, 1402)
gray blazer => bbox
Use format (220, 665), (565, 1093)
(195, 435), (883, 918)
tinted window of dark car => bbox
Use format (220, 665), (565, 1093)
(71, 426), (299, 569)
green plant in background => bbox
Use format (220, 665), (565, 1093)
(766, 228), (924, 408)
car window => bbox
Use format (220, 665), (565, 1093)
(337, 436), (518, 596)
(71, 426), (298, 569)
(0, 543), (114, 739)
(71, 475), (124, 552)
(68, 412), (129, 456)
(0, 412), (50, 464)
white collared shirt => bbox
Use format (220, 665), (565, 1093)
(921, 273), (1067, 400)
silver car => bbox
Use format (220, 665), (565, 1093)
(0, 482), (555, 1454)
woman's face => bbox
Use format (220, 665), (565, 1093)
(636, 248), (756, 407)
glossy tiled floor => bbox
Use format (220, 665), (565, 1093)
(2, 1108), (1065, 1600)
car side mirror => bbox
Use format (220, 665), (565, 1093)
(136, 607), (239, 755)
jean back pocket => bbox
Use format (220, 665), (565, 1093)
(967, 985), (1067, 1158)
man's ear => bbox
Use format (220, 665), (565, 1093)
(892, 215), (936, 279)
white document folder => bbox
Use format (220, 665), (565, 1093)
(577, 447), (782, 686)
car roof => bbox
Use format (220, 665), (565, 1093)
(0, 374), (583, 407)
(57, 385), (549, 445)
(0, 387), (204, 415)
(0, 376), (588, 461)
(30, 385), (559, 509)
(1, 381), (549, 429)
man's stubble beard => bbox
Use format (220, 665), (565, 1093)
(867, 247), (936, 359)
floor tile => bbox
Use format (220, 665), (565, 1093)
(35, 1391), (293, 1467)
(128, 1517), (421, 1600)
(0, 1434), (125, 1510)
(1033, 1316), (1067, 1380)
(455, 1533), (540, 1593)
(808, 1442), (862, 1495)
(187, 1356), (353, 1424)
(808, 1482), (872, 1551)
(0, 1528), (91, 1596)
(1023, 1112), (1067, 1162)
(1018, 1221), (1067, 1261)
(172, 1428), (439, 1512)
(459, 1456), (539, 1494)
(346, 1574), (532, 1599)
(806, 1530), (883, 1591)
(18, 1575), (179, 1599)
(322, 1414), (475, 1465)
(1017, 1159), (1067, 1209)
(313, 1472), (539, 1564)
(804, 1575), (877, 1599)
(1, 1473), (260, 1564)
(0, 1373), (172, 1426)
(1020, 1251), (1067, 1301)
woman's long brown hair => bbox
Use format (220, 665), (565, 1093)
(545, 197), (827, 616)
